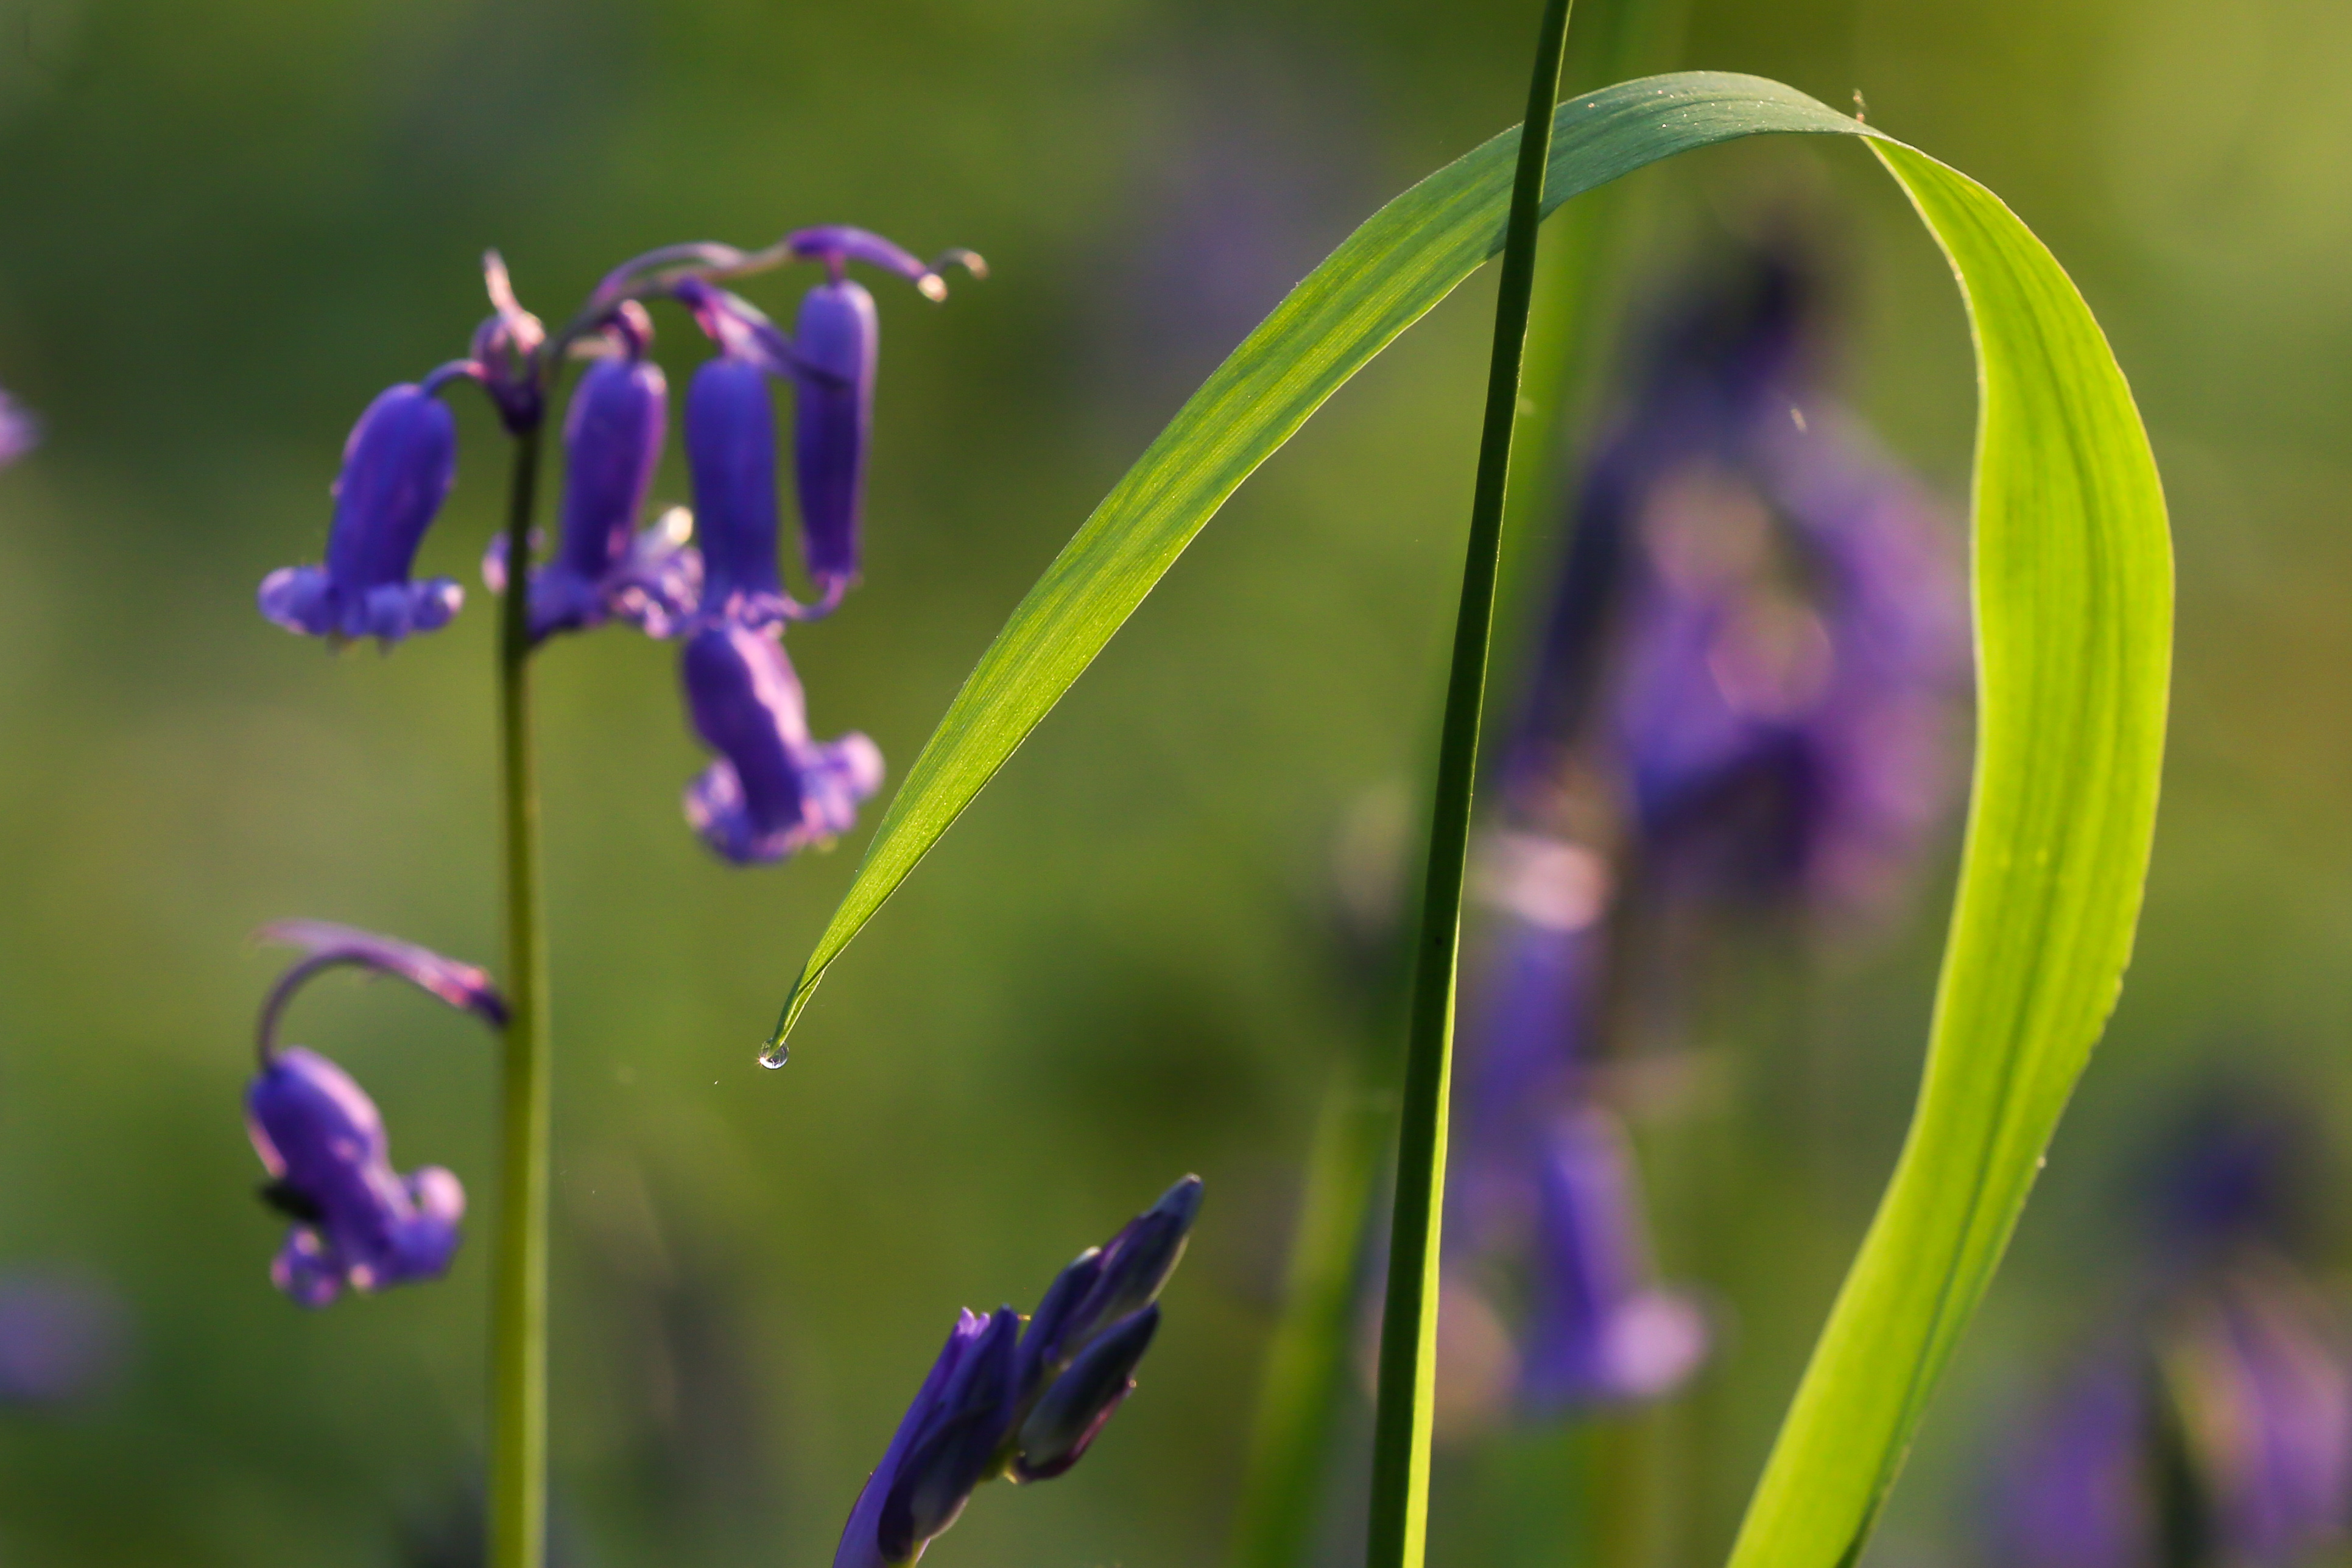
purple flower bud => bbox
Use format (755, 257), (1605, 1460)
(259, 382), (464, 645)
(1519, 1108), (1707, 1409)
(836, 1310), (995, 1568)
(679, 622), (882, 864)
(1013, 1304), (1159, 1481)
(836, 1180), (1195, 1568)
(245, 923), (504, 1307)
(684, 355), (795, 630)
(879, 1306), (1022, 1563)
(794, 277), (878, 598)
(485, 332), (698, 641)
(0, 388), (40, 468)
(246, 1047), (466, 1307)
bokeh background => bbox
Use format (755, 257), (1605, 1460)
(0, 0), (2345, 1563)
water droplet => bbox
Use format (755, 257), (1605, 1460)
(759, 1042), (789, 1069)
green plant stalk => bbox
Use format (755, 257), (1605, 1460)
(1230, 1046), (1394, 1568)
(1364, 4), (1572, 1567)
(488, 423), (551, 1568)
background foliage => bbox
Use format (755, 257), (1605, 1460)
(0, 0), (2342, 1564)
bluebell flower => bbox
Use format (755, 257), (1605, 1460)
(679, 321), (800, 630)
(680, 621), (883, 864)
(259, 376), (468, 646)
(484, 304), (698, 641)
(1519, 1108), (1707, 1410)
(834, 1177), (1200, 1568)
(777, 228), (979, 604)
(245, 922), (505, 1307)
(671, 234), (982, 627)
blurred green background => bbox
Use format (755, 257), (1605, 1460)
(0, 0), (2345, 1563)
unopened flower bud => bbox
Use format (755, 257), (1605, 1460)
(1013, 1304), (1159, 1481)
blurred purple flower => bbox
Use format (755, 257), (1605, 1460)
(1519, 1107), (1708, 1410)
(679, 622), (882, 864)
(245, 923), (505, 1307)
(1988, 1353), (2155, 1568)
(834, 1177), (1199, 1568)
(1600, 264), (1964, 916)
(0, 1274), (127, 1407)
(484, 307), (698, 641)
(259, 377), (468, 646)
(0, 388), (40, 467)
(2163, 1265), (2352, 1566)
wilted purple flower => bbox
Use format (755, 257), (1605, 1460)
(1988, 1353), (2156, 1568)
(484, 306), (698, 641)
(259, 376), (468, 645)
(1519, 1107), (1707, 1410)
(834, 1176), (1200, 1568)
(245, 922), (505, 1307)
(679, 621), (882, 864)
(0, 1274), (127, 1407)
(0, 388), (40, 467)
(2162, 1266), (2352, 1566)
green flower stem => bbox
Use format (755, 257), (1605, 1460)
(1364, 4), (1573, 1567)
(489, 421), (551, 1568)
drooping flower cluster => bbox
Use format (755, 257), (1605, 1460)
(835, 1176), (1202, 1568)
(1441, 241), (1964, 1421)
(1988, 1089), (2352, 1568)
(243, 922), (507, 1307)
(258, 228), (981, 865)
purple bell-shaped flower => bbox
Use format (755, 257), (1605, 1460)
(833, 1177), (1199, 1568)
(484, 305), (698, 641)
(1519, 1107), (1708, 1409)
(780, 227), (982, 610)
(243, 922), (505, 1307)
(259, 379), (466, 645)
(679, 622), (882, 863)
(683, 348), (797, 630)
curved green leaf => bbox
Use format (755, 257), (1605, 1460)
(1722, 141), (2170, 1568)
(768, 72), (1862, 1048)
(770, 68), (2171, 1568)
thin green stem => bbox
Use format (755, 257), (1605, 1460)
(488, 422), (551, 1568)
(1363, 5), (1573, 1568)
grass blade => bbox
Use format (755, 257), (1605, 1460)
(1721, 141), (2171, 1568)
(765, 72), (1863, 1052)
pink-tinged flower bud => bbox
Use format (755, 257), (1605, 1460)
(258, 382), (464, 646)
(679, 622), (882, 864)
